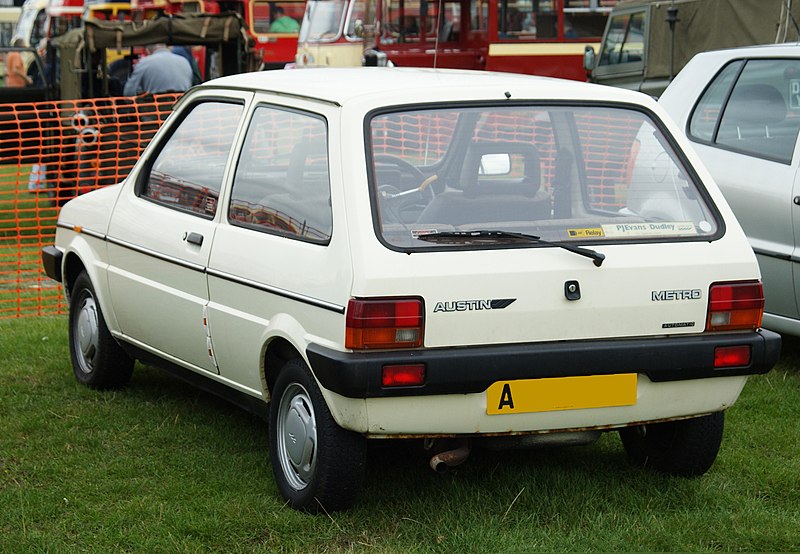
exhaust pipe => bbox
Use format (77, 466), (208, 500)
(428, 440), (471, 473)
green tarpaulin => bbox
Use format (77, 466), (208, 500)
(613, 0), (800, 81)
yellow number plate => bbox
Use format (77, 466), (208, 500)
(486, 374), (637, 415)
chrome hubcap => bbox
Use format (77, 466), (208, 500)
(74, 293), (99, 374)
(276, 383), (317, 490)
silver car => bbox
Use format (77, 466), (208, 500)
(660, 44), (800, 336)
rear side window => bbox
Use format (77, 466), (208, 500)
(689, 58), (800, 164)
(141, 101), (243, 217)
(228, 106), (332, 244)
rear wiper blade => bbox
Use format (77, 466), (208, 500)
(416, 230), (605, 267)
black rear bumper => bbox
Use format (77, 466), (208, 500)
(307, 330), (781, 399)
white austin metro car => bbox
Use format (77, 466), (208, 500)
(42, 68), (780, 512)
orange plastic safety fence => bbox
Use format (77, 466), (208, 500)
(0, 93), (182, 319)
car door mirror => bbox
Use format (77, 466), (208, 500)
(583, 45), (596, 73)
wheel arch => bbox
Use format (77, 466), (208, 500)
(259, 323), (367, 433)
(63, 251), (87, 299)
(61, 244), (122, 335)
(262, 336), (300, 399)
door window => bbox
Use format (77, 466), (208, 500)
(598, 11), (643, 66)
(689, 58), (800, 164)
(228, 106), (332, 244)
(141, 101), (244, 217)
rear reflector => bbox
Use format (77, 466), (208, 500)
(382, 364), (426, 387)
(714, 345), (751, 368)
(706, 281), (764, 331)
(346, 298), (424, 350)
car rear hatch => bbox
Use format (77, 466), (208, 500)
(355, 100), (761, 348)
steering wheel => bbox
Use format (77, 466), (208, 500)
(374, 153), (424, 181)
(374, 152), (437, 193)
(374, 154), (437, 223)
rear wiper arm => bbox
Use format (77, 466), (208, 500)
(417, 230), (605, 267)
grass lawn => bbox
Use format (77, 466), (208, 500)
(1, 316), (799, 552)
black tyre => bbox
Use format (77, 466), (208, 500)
(619, 412), (725, 477)
(68, 271), (134, 390)
(269, 358), (366, 513)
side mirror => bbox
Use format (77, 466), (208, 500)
(583, 45), (596, 74)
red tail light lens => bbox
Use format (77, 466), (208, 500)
(714, 345), (751, 368)
(706, 281), (764, 332)
(345, 298), (424, 350)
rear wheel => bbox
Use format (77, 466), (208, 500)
(619, 412), (724, 477)
(68, 271), (134, 390)
(269, 358), (366, 513)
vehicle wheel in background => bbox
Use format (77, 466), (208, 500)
(269, 358), (366, 513)
(619, 412), (725, 477)
(68, 271), (134, 390)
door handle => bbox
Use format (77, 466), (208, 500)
(794, 196), (800, 206)
(184, 232), (204, 246)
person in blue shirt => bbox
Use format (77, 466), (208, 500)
(123, 44), (193, 96)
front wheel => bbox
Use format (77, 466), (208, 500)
(68, 271), (134, 390)
(619, 412), (724, 477)
(269, 358), (366, 513)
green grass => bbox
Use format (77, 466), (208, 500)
(1, 316), (799, 552)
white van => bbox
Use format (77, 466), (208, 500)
(42, 68), (781, 512)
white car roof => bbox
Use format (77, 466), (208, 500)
(688, 42), (800, 62)
(203, 67), (654, 107)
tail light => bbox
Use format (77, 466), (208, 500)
(706, 281), (764, 332)
(345, 298), (424, 350)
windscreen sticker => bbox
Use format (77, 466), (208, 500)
(567, 228), (605, 239)
(411, 229), (440, 238)
(601, 222), (698, 238)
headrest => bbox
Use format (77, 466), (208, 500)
(460, 141), (540, 197)
(287, 139), (328, 188)
(724, 84), (787, 125)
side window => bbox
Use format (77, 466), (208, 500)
(688, 60), (743, 142)
(499, 0), (533, 39)
(598, 11), (643, 66)
(228, 106), (332, 244)
(142, 101), (243, 217)
(470, 0), (488, 32)
(345, 0), (367, 39)
(714, 59), (800, 164)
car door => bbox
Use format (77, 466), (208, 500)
(205, 99), (349, 394)
(685, 57), (800, 323)
(106, 91), (251, 373)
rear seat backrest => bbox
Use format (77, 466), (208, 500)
(717, 83), (796, 162)
(417, 141), (551, 225)
(720, 83), (786, 138)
